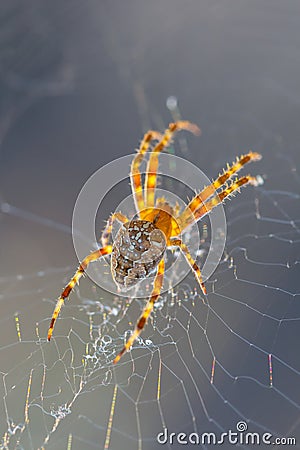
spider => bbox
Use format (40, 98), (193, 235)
(47, 120), (262, 364)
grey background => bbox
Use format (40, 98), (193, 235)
(0, 1), (299, 449)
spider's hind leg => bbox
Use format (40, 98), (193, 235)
(171, 238), (207, 296)
(113, 258), (165, 364)
(101, 212), (128, 247)
(47, 245), (113, 341)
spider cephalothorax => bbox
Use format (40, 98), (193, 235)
(111, 219), (166, 289)
(47, 120), (262, 364)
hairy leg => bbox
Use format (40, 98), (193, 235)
(113, 258), (165, 364)
(177, 152), (261, 230)
(101, 212), (128, 247)
(145, 121), (200, 208)
(47, 245), (112, 341)
(171, 238), (206, 295)
(131, 130), (163, 214)
(184, 175), (260, 227)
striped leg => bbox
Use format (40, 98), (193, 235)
(177, 152), (262, 230)
(171, 239), (206, 295)
(145, 121), (201, 208)
(187, 175), (260, 226)
(101, 212), (128, 247)
(113, 258), (165, 364)
(47, 245), (112, 341)
(131, 130), (163, 214)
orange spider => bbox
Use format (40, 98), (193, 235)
(47, 121), (262, 363)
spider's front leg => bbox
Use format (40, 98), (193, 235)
(113, 258), (165, 364)
(47, 245), (112, 341)
(187, 175), (260, 225)
(178, 152), (261, 230)
(144, 121), (201, 208)
(131, 130), (163, 214)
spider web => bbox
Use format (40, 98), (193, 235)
(1, 2), (300, 450)
(1, 129), (299, 450)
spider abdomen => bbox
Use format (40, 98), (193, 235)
(111, 219), (166, 289)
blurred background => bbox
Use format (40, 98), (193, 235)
(0, 1), (299, 449)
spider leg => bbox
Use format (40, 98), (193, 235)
(181, 175), (260, 230)
(47, 245), (112, 341)
(171, 238), (206, 295)
(101, 212), (128, 247)
(145, 121), (201, 208)
(131, 130), (163, 215)
(169, 176), (260, 295)
(113, 258), (165, 364)
(177, 152), (262, 230)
